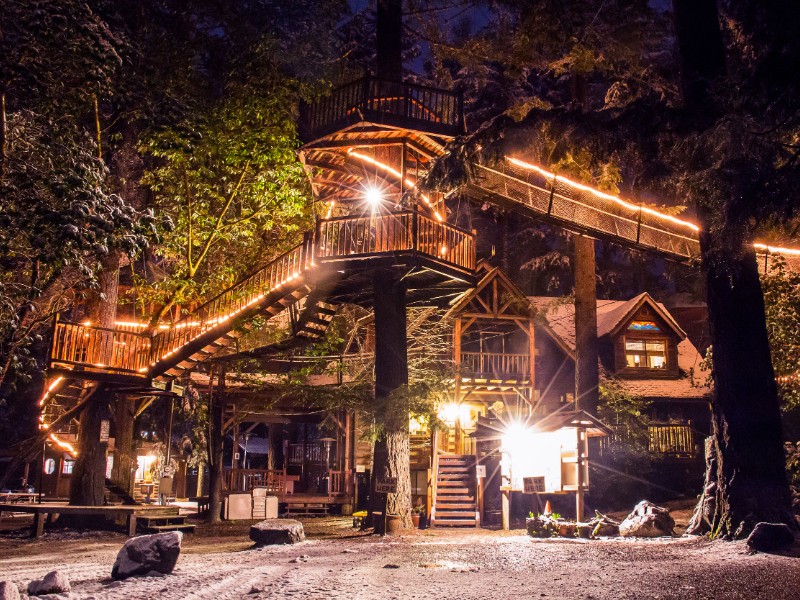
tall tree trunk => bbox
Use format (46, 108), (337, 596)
(111, 398), (136, 495)
(376, 0), (402, 80)
(574, 235), (599, 414)
(207, 367), (225, 524)
(695, 248), (794, 536)
(674, 0), (794, 537)
(69, 250), (121, 506)
(68, 387), (112, 506)
(369, 270), (412, 530)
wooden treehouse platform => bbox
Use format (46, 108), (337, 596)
(0, 502), (182, 537)
(42, 209), (476, 431)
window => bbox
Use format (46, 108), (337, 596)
(625, 339), (667, 368)
(62, 460), (74, 475)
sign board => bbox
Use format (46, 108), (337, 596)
(475, 465), (486, 478)
(375, 476), (398, 494)
(355, 465), (366, 473)
(523, 476), (546, 494)
(99, 419), (110, 443)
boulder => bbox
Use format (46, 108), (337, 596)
(250, 519), (305, 545)
(27, 571), (70, 596)
(111, 531), (183, 580)
(619, 501), (675, 537)
(746, 522), (795, 552)
(0, 581), (20, 600)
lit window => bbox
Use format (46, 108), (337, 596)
(625, 339), (666, 368)
(62, 460), (74, 475)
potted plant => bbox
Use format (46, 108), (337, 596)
(411, 505), (425, 528)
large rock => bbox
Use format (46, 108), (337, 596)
(619, 501), (675, 537)
(0, 581), (20, 600)
(746, 522), (795, 552)
(250, 519), (305, 545)
(27, 571), (70, 596)
(112, 531), (183, 580)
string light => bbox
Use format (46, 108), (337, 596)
(507, 157), (701, 232)
(507, 156), (800, 257)
(49, 433), (77, 456)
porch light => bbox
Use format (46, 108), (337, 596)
(365, 186), (383, 208)
(438, 402), (471, 427)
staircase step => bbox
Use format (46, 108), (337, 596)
(433, 519), (476, 526)
(433, 510), (476, 518)
(435, 502), (476, 510)
(436, 487), (472, 494)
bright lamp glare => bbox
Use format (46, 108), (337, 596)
(365, 186), (382, 206)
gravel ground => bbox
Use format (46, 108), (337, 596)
(1, 517), (799, 599)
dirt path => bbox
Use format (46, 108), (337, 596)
(1, 518), (799, 599)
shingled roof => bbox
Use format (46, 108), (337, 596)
(531, 293), (710, 402)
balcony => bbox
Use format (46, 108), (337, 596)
(299, 76), (465, 142)
(459, 352), (531, 382)
(49, 210), (475, 379)
(648, 423), (696, 457)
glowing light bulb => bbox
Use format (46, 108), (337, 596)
(366, 186), (383, 207)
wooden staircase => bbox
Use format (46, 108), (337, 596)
(431, 454), (478, 527)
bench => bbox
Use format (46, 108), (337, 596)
(0, 503), (180, 537)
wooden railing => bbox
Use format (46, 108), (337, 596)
(460, 352), (530, 379)
(329, 470), (344, 495)
(317, 211), (475, 272)
(224, 468), (288, 493)
(50, 320), (152, 374)
(471, 161), (701, 261)
(299, 76), (464, 140)
(151, 238), (313, 362)
(648, 424), (696, 456)
(50, 211), (474, 377)
(288, 443), (324, 465)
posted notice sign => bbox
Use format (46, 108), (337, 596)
(375, 477), (398, 494)
(523, 476), (546, 494)
(99, 419), (111, 443)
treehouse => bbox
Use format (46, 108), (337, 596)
(39, 72), (723, 522)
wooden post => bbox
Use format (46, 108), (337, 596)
(576, 427), (585, 522)
(501, 488), (510, 531)
(574, 235), (599, 414)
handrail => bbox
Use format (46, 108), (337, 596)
(49, 212), (475, 377)
(223, 468), (288, 493)
(460, 352), (530, 377)
(471, 163), (700, 261)
(299, 75), (464, 140)
(429, 431), (440, 524)
(648, 423), (695, 455)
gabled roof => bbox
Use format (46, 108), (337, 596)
(447, 261), (531, 319)
(531, 293), (710, 401)
(530, 292), (686, 352)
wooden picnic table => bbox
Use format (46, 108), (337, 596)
(0, 492), (40, 503)
(0, 502), (180, 537)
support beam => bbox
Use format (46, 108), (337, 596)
(574, 235), (599, 415)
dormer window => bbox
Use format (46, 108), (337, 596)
(625, 339), (667, 369)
